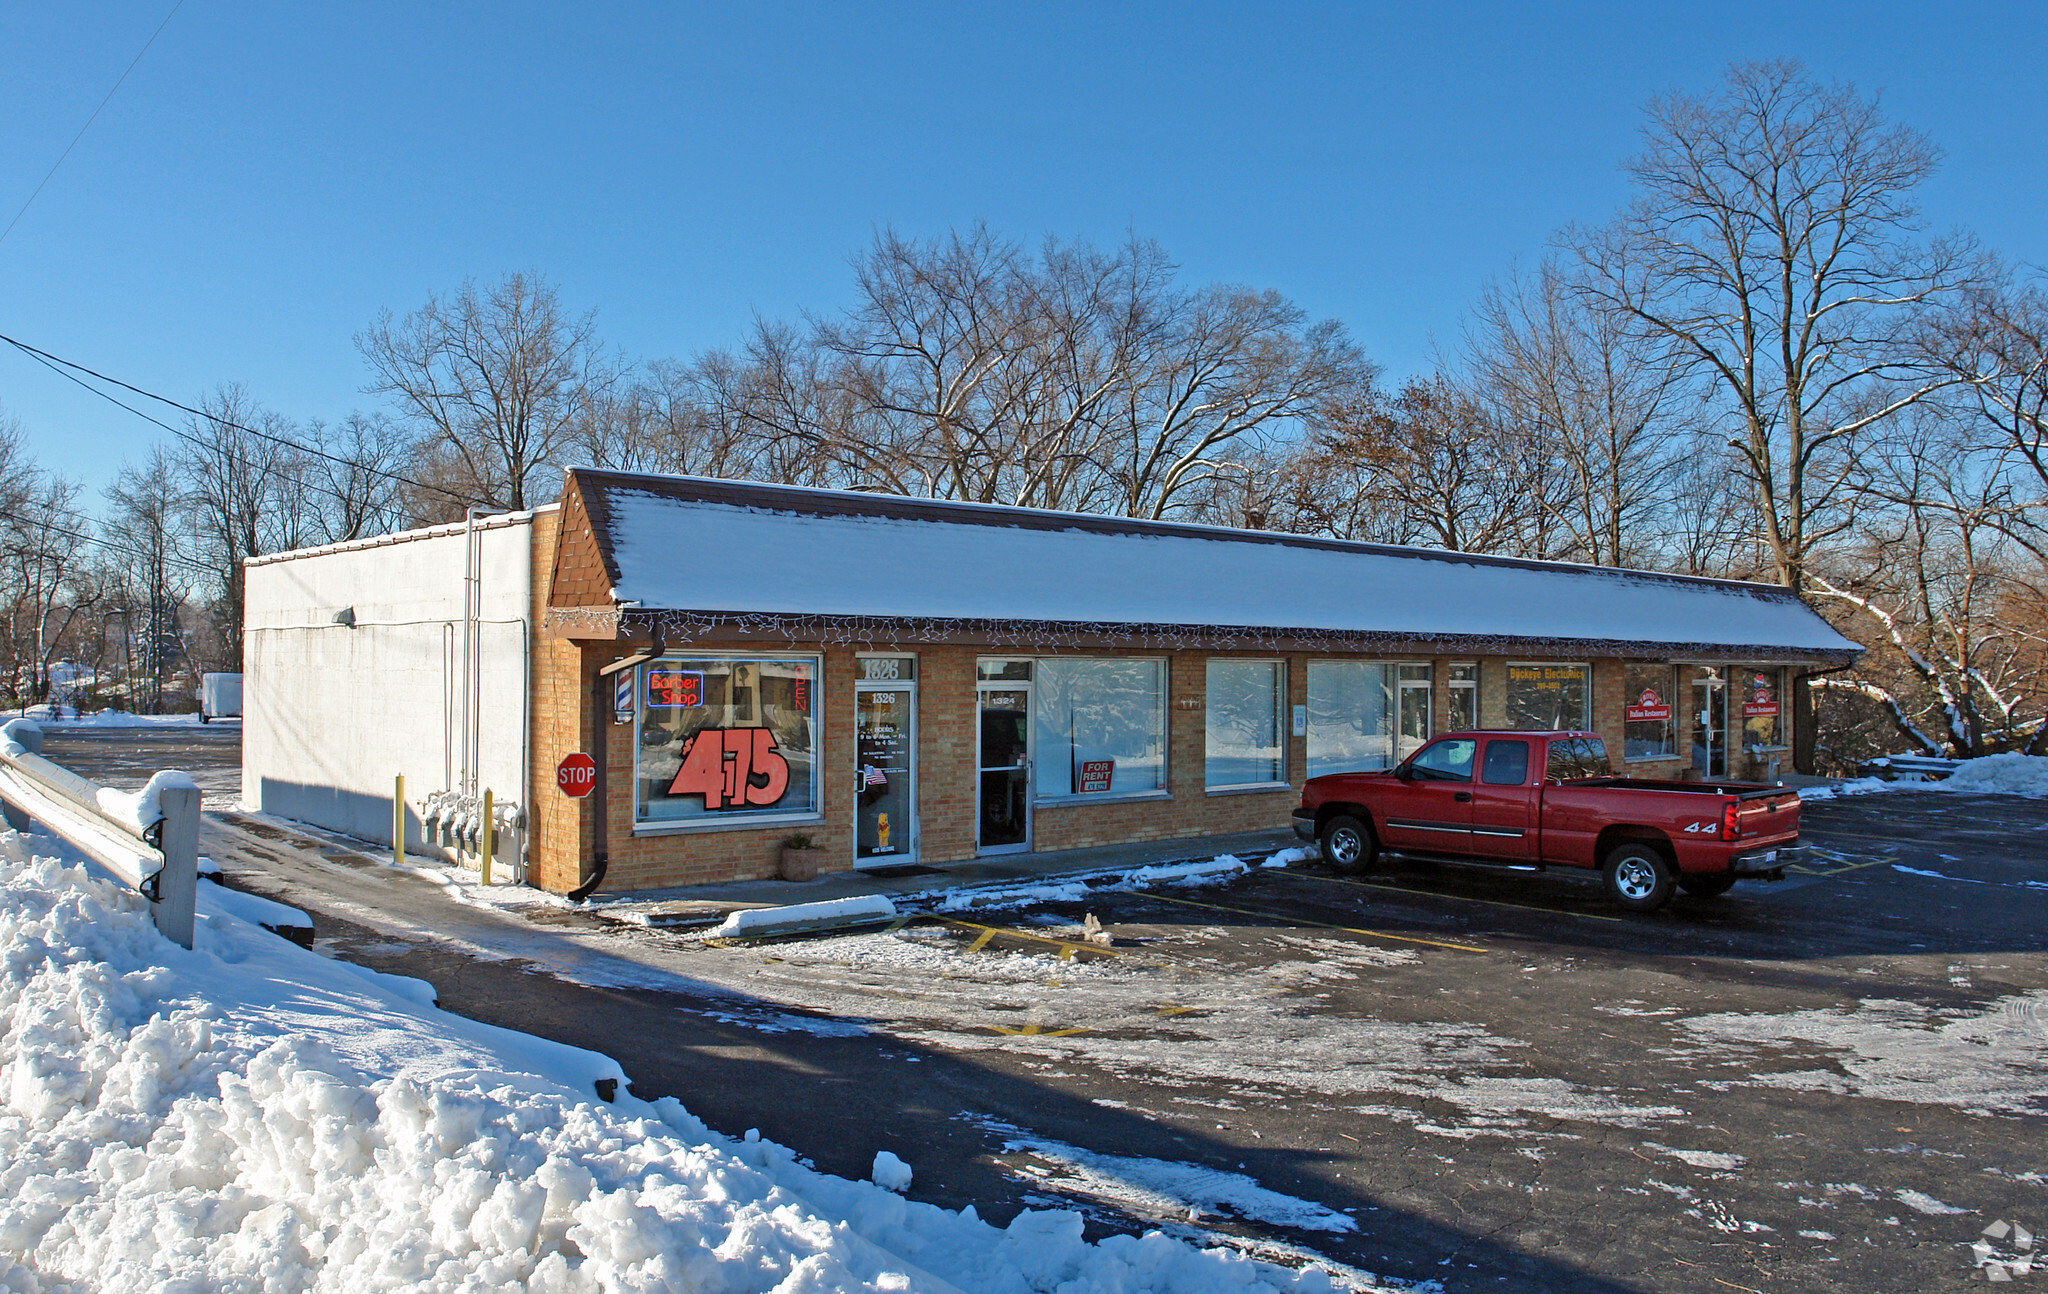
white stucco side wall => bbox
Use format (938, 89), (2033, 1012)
(242, 511), (546, 849)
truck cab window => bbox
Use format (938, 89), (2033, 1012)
(1574, 737), (1612, 777)
(1481, 739), (1530, 785)
(1410, 738), (1476, 781)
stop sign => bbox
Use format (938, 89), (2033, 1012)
(556, 752), (597, 798)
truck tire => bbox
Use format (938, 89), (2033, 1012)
(1319, 814), (1377, 873)
(1678, 872), (1738, 898)
(1602, 844), (1676, 911)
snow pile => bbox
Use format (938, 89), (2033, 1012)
(1943, 753), (2048, 798)
(1802, 753), (2048, 801)
(0, 836), (1362, 1292)
(934, 856), (1253, 914)
(871, 1151), (914, 1193)
(714, 894), (898, 937)
(92, 769), (201, 833)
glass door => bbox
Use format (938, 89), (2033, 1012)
(855, 677), (916, 866)
(1692, 667), (1727, 778)
(1397, 663), (1433, 761)
(977, 661), (1032, 854)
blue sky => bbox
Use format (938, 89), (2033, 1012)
(3, 2), (2044, 498)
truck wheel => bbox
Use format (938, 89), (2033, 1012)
(1319, 814), (1377, 873)
(1602, 845), (1676, 911)
(1678, 872), (1737, 898)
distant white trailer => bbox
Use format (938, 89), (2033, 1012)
(199, 672), (243, 723)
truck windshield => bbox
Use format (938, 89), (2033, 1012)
(1410, 738), (1476, 781)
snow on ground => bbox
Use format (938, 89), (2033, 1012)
(970, 1116), (1356, 1234)
(11, 708), (224, 729)
(0, 835), (1400, 1293)
(722, 920), (1682, 1140)
(1673, 992), (2048, 1118)
(1800, 753), (2048, 800)
(1944, 753), (2048, 797)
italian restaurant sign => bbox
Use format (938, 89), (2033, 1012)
(1625, 689), (1671, 723)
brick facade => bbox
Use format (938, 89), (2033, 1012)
(525, 630), (1804, 894)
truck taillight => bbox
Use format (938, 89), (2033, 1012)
(1722, 801), (1741, 841)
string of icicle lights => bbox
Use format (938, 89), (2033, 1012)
(542, 605), (1853, 665)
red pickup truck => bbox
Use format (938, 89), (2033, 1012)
(1290, 730), (1805, 911)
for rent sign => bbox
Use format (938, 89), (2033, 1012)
(1076, 760), (1115, 793)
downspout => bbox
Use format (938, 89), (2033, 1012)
(568, 620), (663, 903)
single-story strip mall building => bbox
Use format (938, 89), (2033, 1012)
(242, 468), (1862, 895)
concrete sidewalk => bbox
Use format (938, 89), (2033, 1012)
(586, 827), (1299, 928)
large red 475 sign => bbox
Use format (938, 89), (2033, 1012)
(667, 727), (790, 809)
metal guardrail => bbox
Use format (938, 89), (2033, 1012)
(1858, 753), (1963, 781)
(0, 718), (199, 949)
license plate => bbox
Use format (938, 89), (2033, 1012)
(1754, 850), (1777, 865)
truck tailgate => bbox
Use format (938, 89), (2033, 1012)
(1736, 788), (1800, 842)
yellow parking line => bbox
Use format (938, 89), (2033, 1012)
(1280, 869), (1624, 923)
(1139, 892), (1486, 954)
(988, 1024), (1090, 1037)
(1786, 857), (1888, 876)
(942, 917), (1122, 959)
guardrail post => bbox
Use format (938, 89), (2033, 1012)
(0, 719), (37, 832)
(154, 782), (199, 950)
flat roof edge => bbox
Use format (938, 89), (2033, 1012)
(244, 505), (558, 569)
(543, 604), (1862, 663)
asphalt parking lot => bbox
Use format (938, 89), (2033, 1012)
(41, 723), (2048, 1293)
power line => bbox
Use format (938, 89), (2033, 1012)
(0, 507), (215, 581)
(0, 330), (474, 507)
(0, 0), (186, 251)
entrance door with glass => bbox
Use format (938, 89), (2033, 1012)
(1692, 667), (1727, 778)
(1397, 663), (1433, 761)
(977, 660), (1032, 854)
(855, 656), (917, 866)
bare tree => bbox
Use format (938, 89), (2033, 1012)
(358, 272), (623, 516)
(1810, 408), (2047, 756)
(1467, 256), (1688, 566)
(1107, 282), (1370, 520)
(1302, 375), (1534, 553)
(311, 412), (414, 542)
(1924, 270), (2048, 544)
(1571, 59), (1975, 594)
(176, 383), (291, 666)
(104, 447), (189, 712)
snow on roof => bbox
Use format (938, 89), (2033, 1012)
(569, 470), (1861, 660)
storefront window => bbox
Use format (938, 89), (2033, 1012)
(1306, 661), (1395, 778)
(1206, 659), (1284, 788)
(1623, 664), (1678, 761)
(1034, 658), (1167, 798)
(1739, 666), (1785, 749)
(635, 657), (819, 827)
(1506, 663), (1590, 730)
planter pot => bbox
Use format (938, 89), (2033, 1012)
(778, 847), (825, 882)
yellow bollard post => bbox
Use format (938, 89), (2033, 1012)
(481, 788), (494, 886)
(394, 774), (406, 868)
